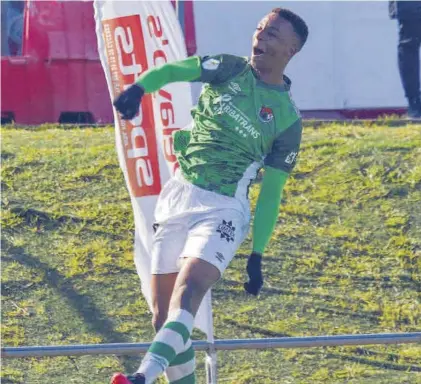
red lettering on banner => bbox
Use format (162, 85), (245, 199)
(163, 128), (179, 165)
(147, 15), (163, 38)
(153, 50), (167, 66)
(147, 16), (182, 175)
(102, 15), (161, 197)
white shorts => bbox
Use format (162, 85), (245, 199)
(151, 173), (250, 275)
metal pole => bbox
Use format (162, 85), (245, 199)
(205, 347), (218, 384)
(204, 290), (217, 384)
(2, 333), (420, 359)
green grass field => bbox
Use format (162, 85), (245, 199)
(1, 122), (421, 384)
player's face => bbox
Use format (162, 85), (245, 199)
(251, 13), (299, 71)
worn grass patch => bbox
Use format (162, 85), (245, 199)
(2, 122), (421, 383)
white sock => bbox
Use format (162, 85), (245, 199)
(136, 309), (194, 384)
(165, 338), (196, 383)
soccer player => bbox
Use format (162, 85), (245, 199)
(111, 7), (308, 384)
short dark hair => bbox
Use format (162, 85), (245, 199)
(272, 8), (309, 49)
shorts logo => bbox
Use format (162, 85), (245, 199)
(215, 252), (225, 263)
(152, 223), (159, 233)
(202, 58), (220, 70)
(216, 220), (236, 242)
(258, 106), (274, 123)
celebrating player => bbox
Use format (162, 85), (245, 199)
(111, 7), (308, 384)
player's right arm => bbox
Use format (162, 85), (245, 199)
(113, 55), (247, 120)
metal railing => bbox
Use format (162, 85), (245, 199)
(3, 332), (421, 383)
(3, 332), (421, 358)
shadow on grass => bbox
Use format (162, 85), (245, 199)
(223, 318), (421, 373)
(218, 279), (381, 322)
(235, 254), (420, 290)
(2, 239), (140, 372)
(1, 150), (15, 160)
(6, 203), (133, 243)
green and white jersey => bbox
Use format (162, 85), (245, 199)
(175, 54), (302, 200)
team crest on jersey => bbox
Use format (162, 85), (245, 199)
(258, 106), (274, 123)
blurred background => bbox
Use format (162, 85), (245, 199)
(1, 1), (419, 124)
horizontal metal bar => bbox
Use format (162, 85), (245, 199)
(214, 332), (421, 351)
(2, 333), (420, 359)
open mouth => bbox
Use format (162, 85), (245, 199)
(253, 47), (265, 56)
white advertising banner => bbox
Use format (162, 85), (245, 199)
(94, 0), (214, 341)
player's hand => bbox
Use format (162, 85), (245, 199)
(113, 84), (144, 120)
(244, 252), (263, 296)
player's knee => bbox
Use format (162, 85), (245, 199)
(181, 258), (221, 289)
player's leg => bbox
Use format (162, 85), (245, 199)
(150, 221), (188, 330)
(161, 258), (217, 384)
(151, 273), (196, 384)
(146, 179), (198, 384)
(151, 273), (178, 331)
(151, 222), (197, 384)
(131, 258), (218, 384)
(151, 273), (198, 384)
(111, 220), (188, 384)
(131, 210), (248, 384)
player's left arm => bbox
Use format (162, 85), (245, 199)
(244, 118), (303, 296)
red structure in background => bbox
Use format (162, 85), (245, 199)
(1, 0), (197, 125)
